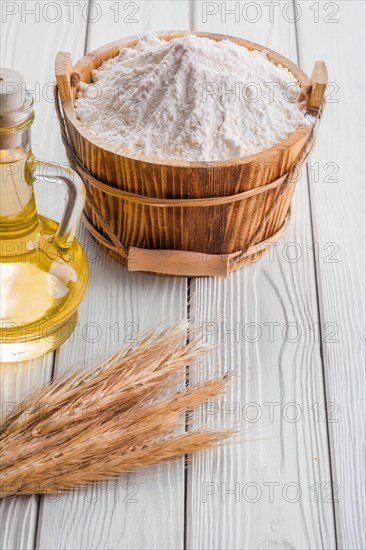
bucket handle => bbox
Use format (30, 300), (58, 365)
(82, 208), (292, 278)
(308, 61), (328, 110)
(127, 209), (292, 278)
(55, 52), (77, 103)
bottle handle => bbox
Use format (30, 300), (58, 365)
(32, 159), (86, 249)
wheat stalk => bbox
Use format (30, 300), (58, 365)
(0, 323), (232, 496)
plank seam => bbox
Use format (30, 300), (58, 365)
(305, 163), (339, 550)
(185, 9), (195, 549)
(32, 7), (91, 548)
(184, 278), (192, 550)
(84, 0), (92, 56)
(293, 2), (339, 546)
(189, 0), (194, 31)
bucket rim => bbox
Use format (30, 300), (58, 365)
(57, 30), (312, 169)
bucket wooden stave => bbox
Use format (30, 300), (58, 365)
(55, 31), (327, 277)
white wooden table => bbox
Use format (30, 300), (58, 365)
(1, 2), (365, 549)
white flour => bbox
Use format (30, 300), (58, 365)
(75, 34), (311, 162)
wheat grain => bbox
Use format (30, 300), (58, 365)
(0, 323), (232, 496)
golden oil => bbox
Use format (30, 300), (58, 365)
(0, 68), (88, 362)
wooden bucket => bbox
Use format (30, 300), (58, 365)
(55, 31), (327, 278)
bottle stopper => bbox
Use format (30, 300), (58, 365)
(0, 68), (26, 114)
(0, 68), (34, 149)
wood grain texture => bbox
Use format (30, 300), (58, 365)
(0, 355), (53, 550)
(1, 2), (363, 550)
(36, 226), (188, 550)
(0, 2), (89, 549)
(0, 0), (89, 164)
(35, 2), (191, 549)
(186, 2), (336, 549)
(296, 2), (366, 548)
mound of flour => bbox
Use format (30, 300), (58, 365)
(75, 34), (310, 161)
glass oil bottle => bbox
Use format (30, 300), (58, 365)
(0, 68), (89, 362)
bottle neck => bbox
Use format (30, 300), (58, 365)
(0, 125), (38, 239)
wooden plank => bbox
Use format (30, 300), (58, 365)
(0, 2), (89, 549)
(0, 356), (53, 550)
(296, 2), (366, 548)
(85, 0), (193, 49)
(0, 0), (89, 162)
(187, 3), (336, 549)
(35, 2), (191, 549)
(36, 229), (188, 550)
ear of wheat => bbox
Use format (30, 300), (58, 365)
(0, 323), (232, 496)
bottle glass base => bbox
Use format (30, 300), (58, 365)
(0, 310), (78, 363)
